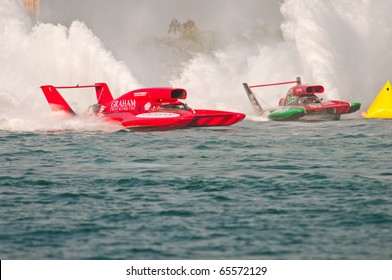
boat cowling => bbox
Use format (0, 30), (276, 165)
(292, 85), (324, 96)
(126, 88), (187, 101)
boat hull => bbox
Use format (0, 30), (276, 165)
(267, 102), (361, 121)
(102, 111), (194, 130)
(187, 110), (246, 127)
(267, 106), (305, 121)
(101, 110), (246, 130)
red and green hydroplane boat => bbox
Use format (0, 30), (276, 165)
(243, 77), (360, 121)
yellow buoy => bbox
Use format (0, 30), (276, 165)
(362, 80), (392, 118)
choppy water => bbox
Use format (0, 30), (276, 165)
(1, 118), (392, 259)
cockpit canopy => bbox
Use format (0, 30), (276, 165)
(158, 103), (191, 110)
(283, 90), (321, 106)
(299, 95), (321, 104)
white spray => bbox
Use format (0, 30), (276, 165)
(0, 0), (139, 131)
(173, 0), (392, 115)
(1, 0), (390, 131)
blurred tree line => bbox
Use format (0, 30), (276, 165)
(155, 18), (282, 79)
(164, 18), (216, 53)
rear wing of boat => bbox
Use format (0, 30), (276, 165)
(243, 83), (264, 114)
(243, 77), (302, 114)
(40, 83), (114, 116)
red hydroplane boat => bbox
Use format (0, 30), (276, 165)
(40, 83), (245, 130)
(243, 77), (360, 121)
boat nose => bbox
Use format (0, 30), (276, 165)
(237, 113), (246, 120)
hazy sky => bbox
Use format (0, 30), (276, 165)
(39, 0), (284, 84)
(40, 0), (283, 44)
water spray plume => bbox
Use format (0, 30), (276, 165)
(1, 0), (391, 131)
